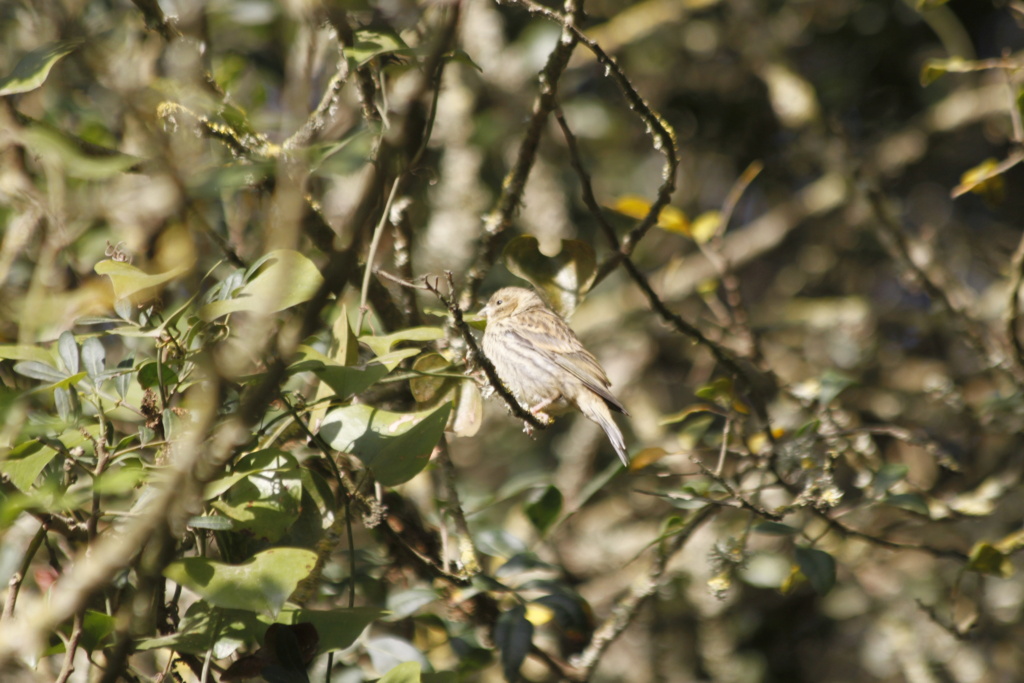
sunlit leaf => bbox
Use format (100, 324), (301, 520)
(0, 39), (81, 96)
(608, 195), (689, 234)
(199, 250), (324, 321)
(319, 402), (451, 486)
(502, 236), (597, 318)
(967, 542), (1014, 578)
(379, 661), (422, 683)
(0, 440), (58, 492)
(290, 345), (388, 398)
(135, 600), (264, 658)
(360, 327), (445, 359)
(210, 467), (303, 543)
(367, 635), (428, 678)
(276, 606), (385, 655)
(953, 156), (1013, 204)
(689, 210), (721, 243)
(164, 548), (318, 616)
(0, 344), (55, 364)
(95, 259), (192, 303)
(344, 29), (411, 68)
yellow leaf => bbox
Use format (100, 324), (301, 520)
(957, 158), (1005, 204)
(609, 195), (690, 234)
(689, 210), (722, 244)
(628, 447), (670, 469)
(524, 603), (555, 626)
(967, 542), (1014, 578)
(779, 565), (805, 595)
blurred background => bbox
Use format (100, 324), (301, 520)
(2, 0), (1024, 681)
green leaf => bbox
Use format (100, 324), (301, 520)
(95, 259), (192, 302)
(380, 661), (422, 683)
(967, 542), (1013, 577)
(524, 485), (563, 536)
(319, 402), (452, 486)
(0, 344), (55, 364)
(20, 123), (140, 179)
(385, 588), (440, 621)
(872, 463), (908, 494)
(289, 345), (388, 398)
(884, 493), (930, 516)
(360, 327), (445, 359)
(13, 360), (67, 383)
(752, 521), (799, 536)
(0, 440), (58, 492)
(135, 600), (264, 658)
(93, 461), (146, 495)
(818, 370), (855, 405)
(475, 529), (527, 559)
(794, 547), (836, 595)
(494, 605), (533, 683)
(276, 606), (385, 655)
(344, 29), (411, 68)
(57, 331), (79, 375)
(163, 548), (318, 616)
(502, 236), (597, 318)
(0, 39), (81, 96)
(199, 249), (324, 321)
(210, 467), (303, 543)
(81, 337), (106, 379)
(137, 361), (179, 390)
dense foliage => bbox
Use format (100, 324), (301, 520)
(1, 0), (1023, 681)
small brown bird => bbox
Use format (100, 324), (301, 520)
(480, 287), (630, 467)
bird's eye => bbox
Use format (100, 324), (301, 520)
(496, 299), (503, 305)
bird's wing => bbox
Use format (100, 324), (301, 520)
(510, 311), (628, 415)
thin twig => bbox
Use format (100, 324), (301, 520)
(2, 525), (46, 621)
(357, 177), (403, 333)
(436, 441), (482, 575)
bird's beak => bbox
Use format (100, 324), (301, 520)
(479, 304), (491, 319)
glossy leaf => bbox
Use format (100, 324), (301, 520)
(289, 345), (388, 398)
(524, 485), (563, 536)
(164, 548), (317, 616)
(360, 327), (445, 359)
(95, 259), (192, 303)
(199, 250), (324, 321)
(494, 605), (533, 683)
(380, 661), (422, 683)
(0, 39), (81, 96)
(502, 236), (597, 318)
(319, 402), (451, 486)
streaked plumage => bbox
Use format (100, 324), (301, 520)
(480, 287), (630, 467)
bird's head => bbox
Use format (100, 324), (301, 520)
(480, 287), (544, 322)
